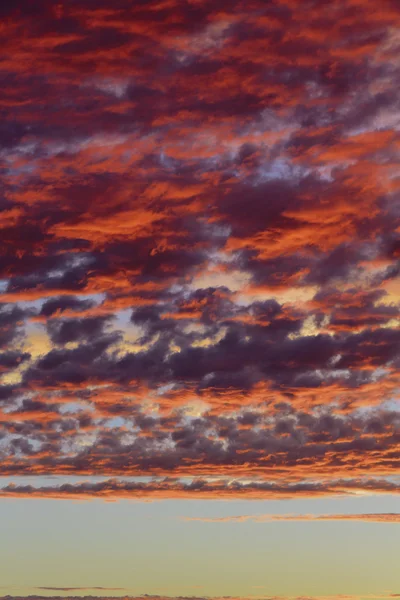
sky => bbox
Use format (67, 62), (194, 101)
(0, 0), (399, 597)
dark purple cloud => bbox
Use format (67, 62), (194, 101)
(0, 0), (399, 495)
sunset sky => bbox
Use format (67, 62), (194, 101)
(0, 0), (399, 597)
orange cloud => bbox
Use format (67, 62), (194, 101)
(181, 513), (400, 523)
(0, 0), (399, 497)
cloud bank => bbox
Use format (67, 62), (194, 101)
(1, 476), (399, 500)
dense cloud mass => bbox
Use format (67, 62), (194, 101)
(0, 0), (399, 497)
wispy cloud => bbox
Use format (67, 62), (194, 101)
(36, 588), (126, 592)
(2, 595), (399, 600)
(180, 513), (400, 523)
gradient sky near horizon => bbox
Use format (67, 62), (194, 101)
(0, 0), (399, 597)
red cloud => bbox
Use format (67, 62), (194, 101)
(0, 0), (399, 496)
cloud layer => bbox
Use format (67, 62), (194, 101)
(0, 0), (399, 497)
(1, 476), (399, 500)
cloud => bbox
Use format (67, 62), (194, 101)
(0, 401), (399, 483)
(0, 477), (399, 501)
(181, 513), (400, 523)
(1, 595), (399, 600)
(36, 588), (126, 592)
(0, 0), (399, 497)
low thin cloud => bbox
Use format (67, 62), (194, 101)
(36, 587), (126, 592)
(181, 513), (400, 524)
(1, 594), (399, 600)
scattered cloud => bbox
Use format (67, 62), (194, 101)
(0, 0), (399, 498)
